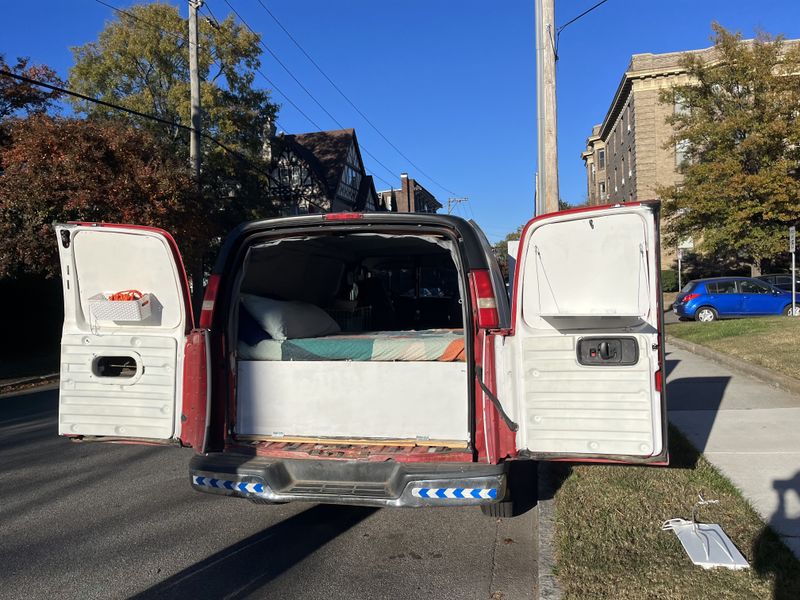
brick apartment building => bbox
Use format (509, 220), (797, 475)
(582, 40), (798, 267)
(581, 48), (706, 209)
(377, 173), (442, 213)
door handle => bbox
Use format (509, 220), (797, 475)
(577, 337), (637, 366)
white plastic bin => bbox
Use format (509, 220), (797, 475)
(88, 293), (152, 322)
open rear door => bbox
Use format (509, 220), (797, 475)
(55, 223), (199, 443)
(507, 203), (667, 463)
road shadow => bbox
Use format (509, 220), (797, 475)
(507, 459), (541, 515)
(752, 470), (800, 599)
(0, 387), (58, 425)
(130, 504), (377, 600)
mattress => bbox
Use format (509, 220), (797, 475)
(238, 329), (466, 362)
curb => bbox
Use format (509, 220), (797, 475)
(536, 463), (562, 600)
(666, 335), (800, 396)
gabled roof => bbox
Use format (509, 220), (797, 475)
(354, 174), (380, 211)
(281, 128), (357, 199)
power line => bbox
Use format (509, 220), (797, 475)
(252, 0), (458, 197)
(200, 1), (222, 27)
(215, 0), (401, 186)
(555, 0), (610, 54)
(88, 1), (395, 189)
(90, 3), (333, 161)
(92, 0), (193, 46)
(92, 0), (454, 199)
(0, 68), (327, 210)
(557, 0), (610, 33)
(246, 63), (393, 188)
(220, 0), (344, 127)
(92, 0), (328, 152)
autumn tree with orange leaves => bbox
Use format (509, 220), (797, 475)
(0, 116), (208, 278)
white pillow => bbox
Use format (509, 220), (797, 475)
(240, 294), (340, 340)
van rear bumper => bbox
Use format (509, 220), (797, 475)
(189, 453), (506, 508)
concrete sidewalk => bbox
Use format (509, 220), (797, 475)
(666, 345), (800, 558)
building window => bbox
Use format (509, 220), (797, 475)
(626, 105), (632, 133)
(627, 148), (632, 177)
(599, 182), (606, 200)
(614, 168), (618, 193)
(343, 165), (361, 191)
(621, 158), (625, 186)
(674, 94), (689, 117)
(597, 149), (605, 169)
(675, 139), (690, 167)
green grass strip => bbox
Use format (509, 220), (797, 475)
(553, 426), (800, 599)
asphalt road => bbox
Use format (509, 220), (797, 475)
(0, 388), (537, 600)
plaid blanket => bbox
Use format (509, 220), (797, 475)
(238, 329), (465, 362)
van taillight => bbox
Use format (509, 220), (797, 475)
(654, 369), (662, 392)
(470, 270), (499, 329)
(199, 274), (220, 329)
(323, 213), (363, 221)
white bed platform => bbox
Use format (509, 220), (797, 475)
(236, 360), (469, 442)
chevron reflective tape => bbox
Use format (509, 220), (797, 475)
(192, 475), (265, 494)
(411, 487), (497, 500)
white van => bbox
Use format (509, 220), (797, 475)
(55, 202), (667, 516)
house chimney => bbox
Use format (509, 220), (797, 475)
(399, 173), (413, 212)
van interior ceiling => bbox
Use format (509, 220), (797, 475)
(232, 232), (471, 454)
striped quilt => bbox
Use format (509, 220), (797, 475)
(238, 329), (465, 362)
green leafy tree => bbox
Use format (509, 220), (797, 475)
(68, 3), (278, 219)
(658, 24), (800, 275)
(69, 3), (275, 151)
(0, 115), (206, 278)
(68, 3), (280, 303)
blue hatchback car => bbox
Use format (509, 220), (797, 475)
(673, 277), (799, 322)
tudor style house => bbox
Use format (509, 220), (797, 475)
(263, 126), (380, 214)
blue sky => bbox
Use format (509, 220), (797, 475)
(3, 1), (800, 241)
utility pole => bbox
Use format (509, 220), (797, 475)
(188, 0), (202, 183)
(188, 0), (203, 312)
(447, 197), (469, 215)
(535, 0), (559, 215)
